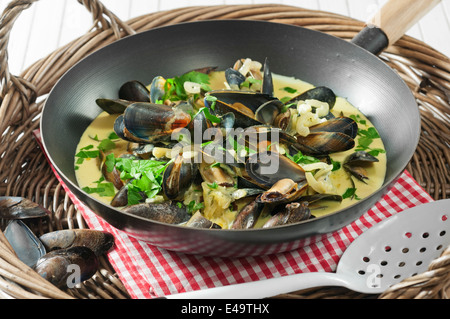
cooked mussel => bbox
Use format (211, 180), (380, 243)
(262, 201), (311, 228)
(231, 199), (264, 229)
(285, 86), (336, 110)
(243, 151), (306, 189)
(162, 153), (199, 200)
(186, 211), (221, 229)
(117, 102), (191, 144)
(206, 90), (282, 127)
(257, 178), (307, 205)
(119, 80), (150, 102)
(343, 151), (379, 183)
(122, 201), (191, 224)
(292, 117), (357, 156)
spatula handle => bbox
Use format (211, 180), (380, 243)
(164, 272), (350, 299)
(369, 0), (440, 45)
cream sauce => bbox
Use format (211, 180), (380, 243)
(75, 72), (386, 228)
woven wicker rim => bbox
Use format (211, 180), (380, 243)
(0, 0), (448, 299)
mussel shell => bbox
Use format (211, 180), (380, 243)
(121, 201), (191, 224)
(122, 102), (191, 142)
(244, 151), (306, 189)
(261, 57), (274, 96)
(345, 151), (379, 165)
(162, 154), (198, 200)
(0, 197), (50, 220)
(262, 201), (311, 228)
(39, 229), (115, 256)
(295, 131), (355, 156)
(309, 116), (358, 139)
(95, 98), (131, 114)
(257, 178), (308, 205)
(207, 90), (282, 127)
(231, 200), (264, 229)
(285, 86), (336, 109)
(149, 76), (166, 103)
(34, 246), (99, 288)
(225, 68), (246, 90)
(119, 80), (150, 102)
(4, 220), (46, 267)
(185, 211), (221, 229)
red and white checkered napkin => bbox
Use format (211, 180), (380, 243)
(33, 130), (433, 299)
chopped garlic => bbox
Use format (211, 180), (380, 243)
(184, 81), (201, 94)
(293, 99), (329, 136)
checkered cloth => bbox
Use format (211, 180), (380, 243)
(34, 129), (433, 298)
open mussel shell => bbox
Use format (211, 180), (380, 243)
(309, 116), (358, 139)
(231, 200), (264, 230)
(262, 201), (311, 228)
(186, 211), (221, 229)
(162, 154), (199, 200)
(0, 197), (50, 220)
(244, 151), (306, 189)
(34, 246), (99, 288)
(295, 131), (355, 156)
(39, 229), (114, 257)
(4, 220), (46, 267)
(206, 90), (282, 127)
(225, 68), (246, 90)
(121, 102), (191, 143)
(343, 151), (380, 182)
(285, 86), (336, 109)
(119, 80), (150, 102)
(261, 57), (274, 96)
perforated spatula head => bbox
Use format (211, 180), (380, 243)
(165, 200), (450, 298)
(336, 199), (450, 293)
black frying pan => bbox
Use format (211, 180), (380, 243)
(41, 1), (437, 257)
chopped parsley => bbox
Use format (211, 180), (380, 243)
(161, 71), (211, 102)
(356, 127), (386, 157)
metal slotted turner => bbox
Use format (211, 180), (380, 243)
(165, 199), (450, 299)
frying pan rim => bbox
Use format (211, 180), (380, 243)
(40, 19), (420, 234)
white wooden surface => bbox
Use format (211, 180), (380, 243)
(1, 0), (449, 75)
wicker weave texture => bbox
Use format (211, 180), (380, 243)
(0, 0), (449, 299)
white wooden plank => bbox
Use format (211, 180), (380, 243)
(417, 3), (450, 58)
(57, 0), (94, 48)
(1, 0), (449, 75)
(129, 0), (160, 17)
(318, 0), (350, 16)
(5, 3), (36, 74)
(281, 0), (319, 10)
(21, 0), (66, 69)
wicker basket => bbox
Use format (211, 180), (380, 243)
(0, 0), (448, 299)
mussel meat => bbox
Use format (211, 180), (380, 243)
(243, 151), (307, 189)
(116, 102), (191, 144)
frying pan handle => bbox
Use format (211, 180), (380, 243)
(352, 0), (440, 55)
(0, 0), (134, 98)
